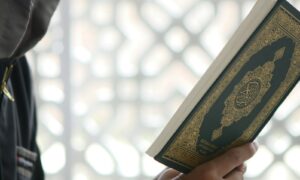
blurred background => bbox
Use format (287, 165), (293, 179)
(27, 0), (300, 179)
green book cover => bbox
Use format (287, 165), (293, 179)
(149, 0), (300, 173)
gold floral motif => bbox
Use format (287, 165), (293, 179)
(162, 6), (300, 169)
(211, 47), (285, 141)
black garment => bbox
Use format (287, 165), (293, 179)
(0, 57), (43, 180)
(0, 0), (59, 179)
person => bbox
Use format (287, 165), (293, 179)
(0, 1), (257, 180)
(0, 0), (59, 179)
(156, 142), (258, 180)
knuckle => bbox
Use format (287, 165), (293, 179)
(227, 144), (257, 163)
(194, 163), (219, 179)
(227, 149), (243, 163)
(201, 171), (218, 179)
(203, 164), (220, 179)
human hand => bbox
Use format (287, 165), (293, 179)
(157, 142), (258, 180)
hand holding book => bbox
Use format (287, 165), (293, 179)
(147, 0), (300, 173)
(156, 142), (258, 180)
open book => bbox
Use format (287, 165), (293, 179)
(147, 0), (300, 173)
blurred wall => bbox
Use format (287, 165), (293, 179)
(27, 0), (300, 179)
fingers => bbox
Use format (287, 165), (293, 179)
(211, 142), (258, 176)
(158, 143), (258, 180)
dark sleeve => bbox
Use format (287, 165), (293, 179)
(0, 0), (60, 60)
(11, 57), (45, 179)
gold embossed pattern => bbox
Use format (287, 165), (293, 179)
(162, 6), (300, 169)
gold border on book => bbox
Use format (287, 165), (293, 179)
(162, 6), (300, 169)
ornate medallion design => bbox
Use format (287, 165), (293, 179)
(211, 47), (285, 141)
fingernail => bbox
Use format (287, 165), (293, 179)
(240, 164), (247, 173)
(252, 141), (259, 151)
